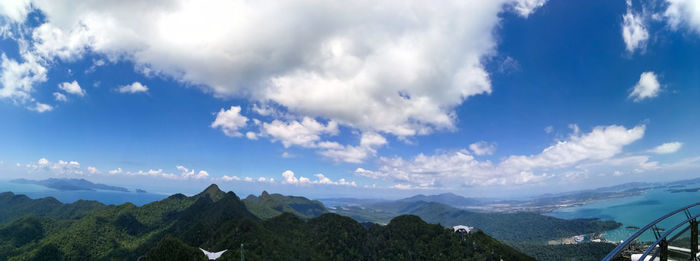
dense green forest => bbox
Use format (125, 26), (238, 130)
(242, 190), (327, 219)
(329, 199), (621, 260)
(0, 185), (533, 260)
(333, 200), (620, 243)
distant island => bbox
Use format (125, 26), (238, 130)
(135, 189), (148, 193)
(11, 178), (129, 192)
(668, 187), (700, 193)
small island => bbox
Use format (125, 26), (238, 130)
(12, 178), (129, 192)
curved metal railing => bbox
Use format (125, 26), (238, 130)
(603, 202), (700, 261)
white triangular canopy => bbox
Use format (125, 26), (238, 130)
(200, 248), (228, 260)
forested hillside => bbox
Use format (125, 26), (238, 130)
(243, 190), (327, 219)
(0, 185), (533, 260)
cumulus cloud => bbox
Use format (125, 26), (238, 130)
(211, 106), (249, 137)
(622, 0), (649, 53)
(27, 158), (83, 175)
(53, 92), (67, 102)
(317, 132), (387, 163)
(0, 0), (31, 23)
(87, 166), (100, 174)
(281, 170), (356, 186)
(58, 80), (85, 96)
(664, 0), (700, 34)
(650, 141), (683, 154)
(261, 117), (338, 148)
(117, 82), (148, 94)
(221, 175), (241, 181)
(108, 168), (123, 175)
(629, 72), (661, 102)
(469, 141), (496, 155)
(360, 124), (645, 188)
(0, 0), (548, 136)
(29, 102), (53, 113)
(513, 0), (548, 17)
(0, 53), (47, 101)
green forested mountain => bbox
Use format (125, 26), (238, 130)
(334, 200), (619, 243)
(0, 192), (105, 223)
(243, 190), (327, 219)
(329, 200), (620, 260)
(146, 212), (533, 261)
(0, 185), (534, 260)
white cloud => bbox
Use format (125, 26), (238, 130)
(469, 141), (496, 155)
(32, 23), (91, 61)
(513, 0), (548, 17)
(0, 0), (547, 138)
(650, 142), (683, 154)
(317, 132), (387, 163)
(117, 82), (148, 94)
(664, 0), (700, 34)
(0, 53), (47, 101)
(27, 158), (83, 175)
(629, 72), (661, 102)
(262, 117), (338, 148)
(245, 131), (258, 140)
(0, 0), (31, 23)
(58, 80), (85, 96)
(354, 167), (386, 179)
(173, 165), (210, 179)
(622, 0), (648, 53)
(221, 175), (241, 181)
(29, 102), (53, 113)
(53, 92), (67, 102)
(281, 170), (355, 186)
(0, 1), (29, 23)
(108, 168), (122, 175)
(211, 106), (248, 137)
(391, 183), (414, 190)
(360, 124), (645, 188)
(87, 166), (100, 174)
(282, 170), (309, 185)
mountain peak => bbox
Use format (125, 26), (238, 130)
(198, 184), (225, 201)
(261, 190), (270, 197)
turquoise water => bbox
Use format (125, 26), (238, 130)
(0, 180), (168, 206)
(547, 187), (700, 242)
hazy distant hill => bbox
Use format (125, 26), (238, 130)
(398, 193), (495, 207)
(0, 185), (533, 260)
(12, 178), (130, 192)
(243, 191), (327, 219)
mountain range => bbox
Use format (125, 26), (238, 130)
(0, 185), (533, 260)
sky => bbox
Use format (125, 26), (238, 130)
(0, 0), (699, 199)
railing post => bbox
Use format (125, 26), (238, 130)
(660, 238), (668, 261)
(692, 218), (698, 259)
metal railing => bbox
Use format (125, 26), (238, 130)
(603, 202), (700, 261)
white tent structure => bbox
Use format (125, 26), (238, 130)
(452, 225), (474, 234)
(200, 248), (228, 260)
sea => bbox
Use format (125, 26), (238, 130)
(546, 186), (700, 242)
(0, 180), (168, 206)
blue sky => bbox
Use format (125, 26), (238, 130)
(0, 0), (699, 198)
